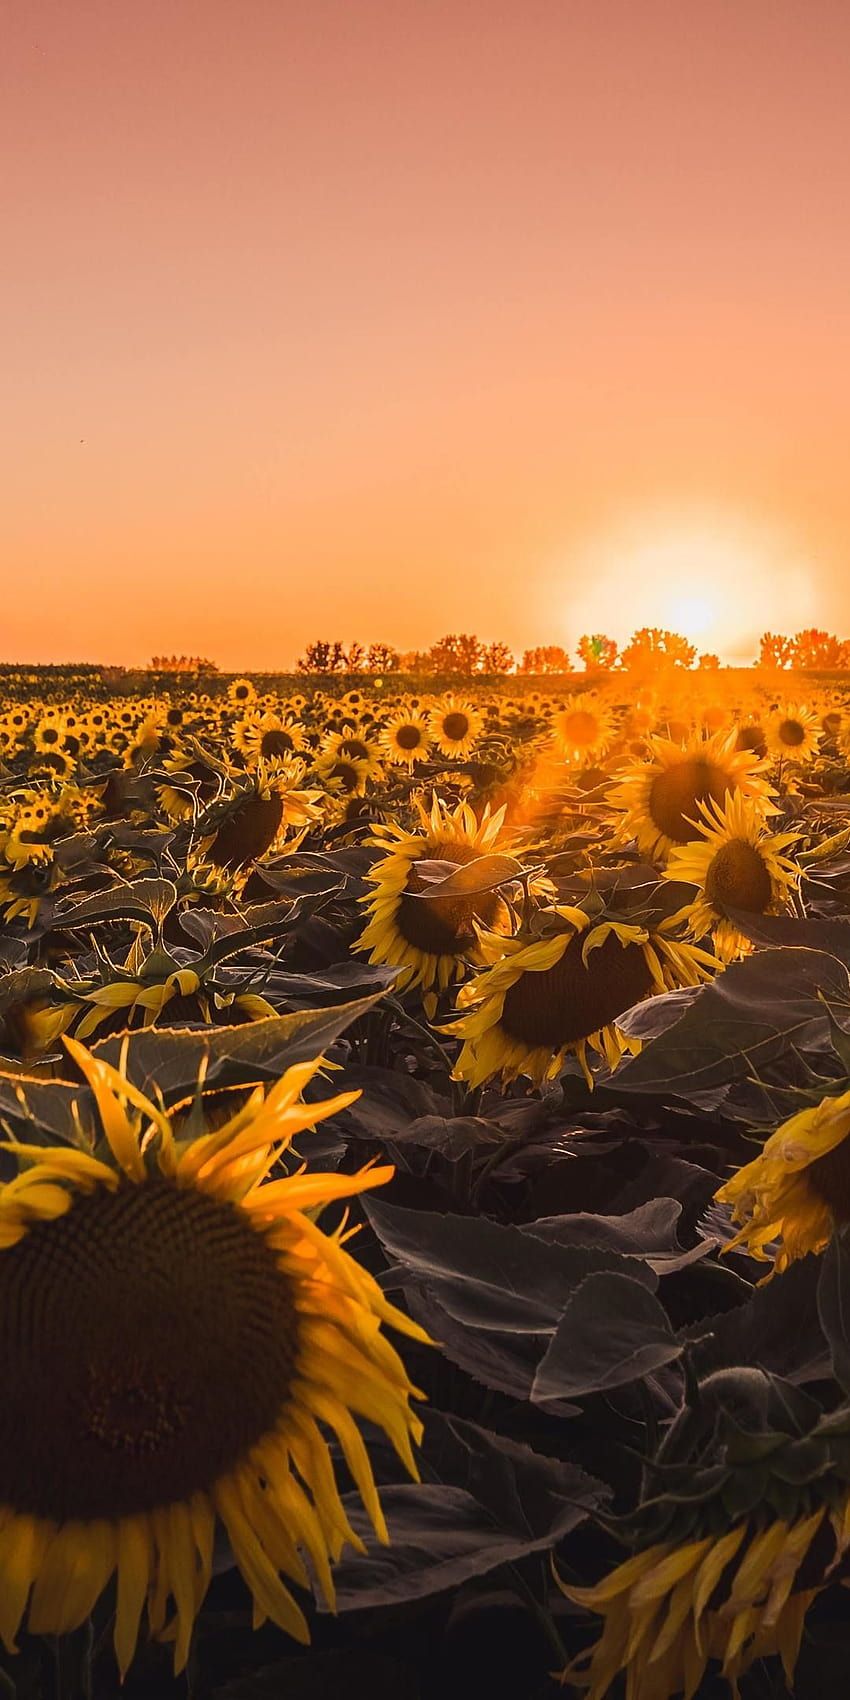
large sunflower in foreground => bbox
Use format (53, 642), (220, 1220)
(665, 791), (800, 961)
(356, 796), (514, 1001)
(715, 1087), (850, 1273)
(609, 729), (774, 863)
(0, 1038), (426, 1673)
(447, 906), (716, 1088)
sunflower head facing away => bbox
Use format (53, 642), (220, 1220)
(610, 728), (774, 863)
(716, 1085), (850, 1273)
(665, 790), (800, 960)
(356, 795), (514, 999)
(0, 1037), (427, 1674)
(447, 903), (716, 1088)
(558, 1370), (850, 1700)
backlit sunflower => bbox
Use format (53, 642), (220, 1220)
(227, 677), (257, 709)
(0, 1038), (427, 1673)
(356, 796), (514, 1000)
(716, 1086), (850, 1273)
(550, 694), (616, 766)
(428, 696), (483, 761)
(320, 729), (385, 780)
(766, 701), (821, 762)
(447, 905), (715, 1088)
(235, 712), (305, 765)
(609, 729), (774, 863)
(665, 791), (800, 960)
(379, 710), (432, 769)
(313, 751), (372, 796)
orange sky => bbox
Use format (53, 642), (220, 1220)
(3, 0), (850, 668)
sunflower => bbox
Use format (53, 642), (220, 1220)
(609, 729), (774, 863)
(227, 677), (257, 709)
(196, 762), (321, 871)
(0, 1037), (427, 1673)
(32, 714), (66, 754)
(235, 712), (305, 765)
(313, 751), (372, 796)
(766, 701), (821, 762)
(665, 791), (800, 960)
(557, 1507), (829, 1700)
(379, 710), (432, 769)
(356, 796), (514, 1000)
(716, 1087), (850, 1273)
(427, 696), (483, 761)
(320, 729), (384, 780)
(447, 905), (715, 1088)
(550, 693), (616, 766)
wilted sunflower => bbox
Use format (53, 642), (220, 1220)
(357, 796), (514, 1001)
(0, 1038), (427, 1673)
(557, 1507), (829, 1700)
(766, 701), (821, 762)
(610, 729), (774, 863)
(447, 905), (715, 1088)
(665, 791), (800, 961)
(427, 696), (483, 761)
(716, 1086), (850, 1273)
(379, 710), (432, 769)
(550, 694), (616, 766)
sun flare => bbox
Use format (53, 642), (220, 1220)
(551, 510), (816, 662)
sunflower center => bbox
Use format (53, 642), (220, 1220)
(442, 713), (470, 741)
(0, 1178), (298, 1520)
(395, 725), (422, 751)
(648, 758), (735, 843)
(778, 718), (806, 747)
(260, 728), (295, 757)
(562, 711), (599, 746)
(338, 738), (370, 760)
(499, 931), (654, 1049)
(704, 838), (773, 913)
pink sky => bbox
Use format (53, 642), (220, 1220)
(3, 0), (850, 666)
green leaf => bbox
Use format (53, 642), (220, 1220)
(531, 1272), (683, 1401)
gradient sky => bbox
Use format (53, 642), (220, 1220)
(3, 0), (850, 667)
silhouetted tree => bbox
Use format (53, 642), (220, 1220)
(519, 645), (572, 674)
(577, 634), (618, 670)
(296, 640), (348, 673)
(791, 629), (849, 668)
(757, 633), (795, 668)
(367, 643), (400, 672)
(426, 633), (486, 675)
(620, 628), (696, 670)
(481, 641), (515, 674)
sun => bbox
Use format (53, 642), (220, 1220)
(546, 507), (816, 661)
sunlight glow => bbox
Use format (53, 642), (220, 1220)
(549, 508), (818, 662)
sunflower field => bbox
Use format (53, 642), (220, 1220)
(6, 668), (850, 1699)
